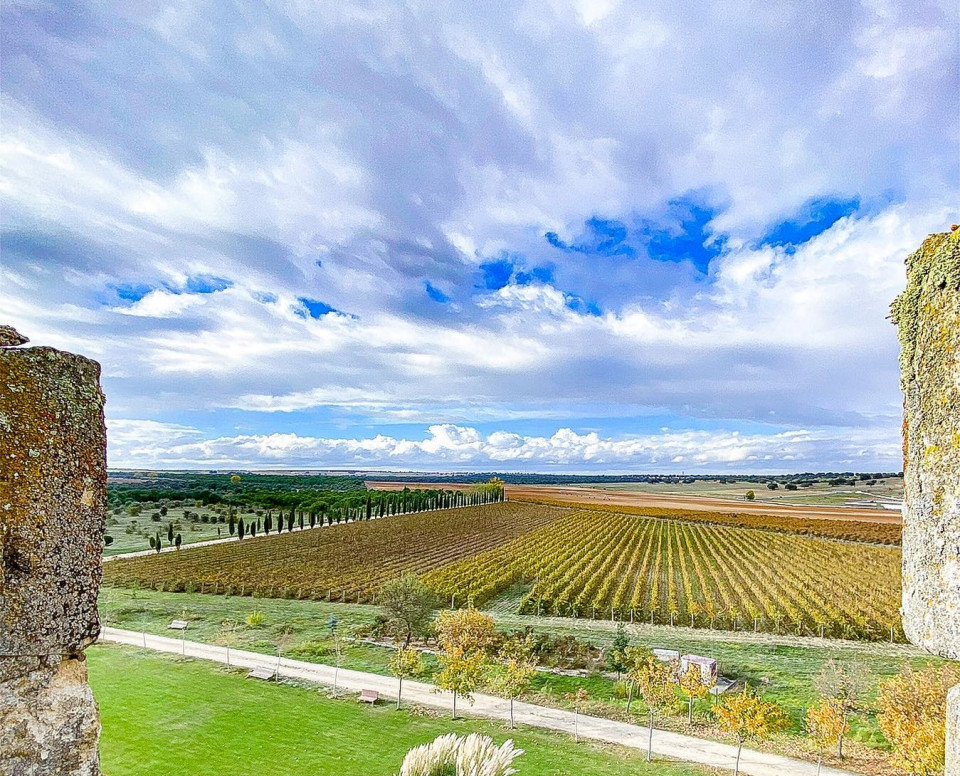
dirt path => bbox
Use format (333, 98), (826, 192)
(365, 482), (901, 524)
(100, 627), (860, 776)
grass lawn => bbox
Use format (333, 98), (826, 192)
(88, 644), (714, 776)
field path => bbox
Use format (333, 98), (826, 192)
(366, 482), (901, 524)
(101, 627), (859, 776)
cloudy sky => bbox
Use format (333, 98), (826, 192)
(2, 0), (957, 472)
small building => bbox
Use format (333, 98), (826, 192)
(652, 648), (680, 663)
(681, 654), (717, 683)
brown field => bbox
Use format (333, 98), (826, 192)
(366, 482), (901, 525)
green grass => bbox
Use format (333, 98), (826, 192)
(104, 505), (242, 555)
(89, 644), (713, 776)
(98, 585), (945, 753)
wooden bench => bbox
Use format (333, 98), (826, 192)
(247, 666), (276, 681)
(358, 689), (379, 704)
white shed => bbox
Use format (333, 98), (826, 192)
(652, 648), (680, 663)
(680, 654), (717, 683)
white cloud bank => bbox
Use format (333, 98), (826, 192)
(107, 420), (900, 472)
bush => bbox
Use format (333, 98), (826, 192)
(245, 611), (265, 627)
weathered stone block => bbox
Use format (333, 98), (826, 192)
(0, 346), (106, 656)
(0, 654), (101, 776)
(891, 229), (960, 660)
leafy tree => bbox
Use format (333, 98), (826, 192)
(174, 533), (182, 550)
(623, 646), (653, 712)
(714, 688), (788, 776)
(104, 535), (114, 546)
(435, 646), (487, 719)
(876, 664), (957, 776)
(148, 535), (156, 550)
(805, 698), (846, 776)
(767, 482), (778, 490)
(389, 645), (423, 710)
(813, 658), (870, 758)
(434, 609), (497, 656)
(379, 574), (437, 646)
(634, 656), (676, 762)
(745, 490), (755, 501)
(607, 622), (630, 679)
(678, 662), (713, 724)
(492, 635), (537, 729)
(230, 474), (241, 483)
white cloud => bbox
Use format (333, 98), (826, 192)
(106, 421), (900, 472)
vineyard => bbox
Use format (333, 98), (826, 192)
(508, 495), (902, 544)
(103, 503), (564, 601)
(425, 509), (903, 641)
(104, 501), (903, 642)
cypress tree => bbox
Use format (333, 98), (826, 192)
(228, 515), (236, 535)
(167, 523), (174, 543)
(238, 518), (245, 540)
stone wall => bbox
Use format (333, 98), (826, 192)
(892, 229), (960, 776)
(0, 328), (105, 776)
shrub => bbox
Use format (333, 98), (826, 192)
(245, 611), (265, 627)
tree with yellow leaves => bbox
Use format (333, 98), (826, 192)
(623, 646), (653, 713)
(679, 662), (713, 725)
(435, 645), (488, 720)
(805, 698), (847, 776)
(714, 688), (789, 776)
(491, 634), (538, 729)
(434, 608), (497, 655)
(389, 645), (424, 711)
(634, 656), (676, 762)
(813, 658), (869, 759)
(876, 664), (958, 776)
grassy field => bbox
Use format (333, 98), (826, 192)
(98, 585), (944, 770)
(576, 477), (903, 508)
(104, 503), (250, 555)
(89, 644), (713, 776)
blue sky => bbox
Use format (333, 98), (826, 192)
(2, 0), (957, 471)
